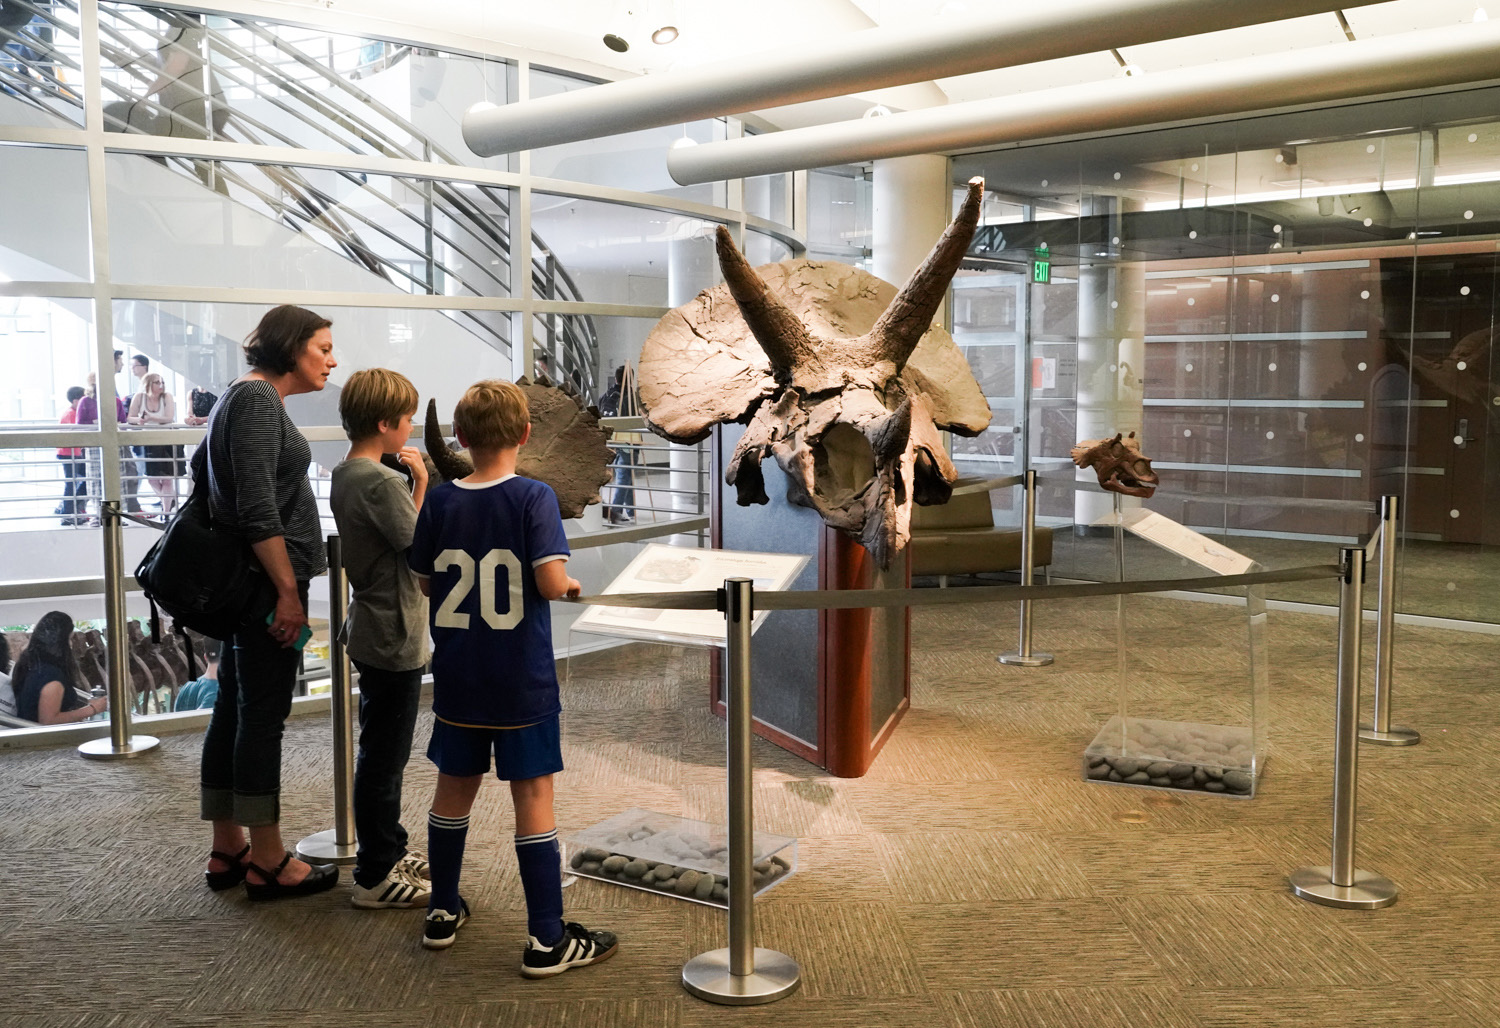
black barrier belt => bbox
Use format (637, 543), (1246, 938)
(568, 563), (1341, 612)
(104, 501), (168, 531)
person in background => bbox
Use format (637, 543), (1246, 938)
(184, 385), (218, 426)
(597, 366), (635, 525)
(331, 368), (432, 911)
(56, 385), (87, 525)
(0, 634), (15, 720)
(128, 370), (181, 515)
(76, 364), (127, 525)
(193, 304), (338, 900)
(175, 639), (220, 711)
(10, 611), (107, 726)
(123, 354), (150, 514)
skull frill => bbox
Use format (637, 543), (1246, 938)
(638, 179), (992, 568)
(1070, 432), (1160, 498)
(422, 375), (613, 520)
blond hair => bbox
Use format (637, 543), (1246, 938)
(453, 379), (528, 450)
(339, 368), (419, 440)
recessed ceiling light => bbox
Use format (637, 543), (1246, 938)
(652, 25), (679, 44)
(603, 33), (629, 52)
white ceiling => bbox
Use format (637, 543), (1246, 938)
(292, 0), (1499, 128)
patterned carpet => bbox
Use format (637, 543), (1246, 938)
(1, 595), (1498, 1028)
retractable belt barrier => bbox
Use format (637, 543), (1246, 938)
(566, 562), (1341, 613)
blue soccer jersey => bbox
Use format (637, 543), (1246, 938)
(407, 474), (571, 728)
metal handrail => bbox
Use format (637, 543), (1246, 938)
(0, 0), (602, 398)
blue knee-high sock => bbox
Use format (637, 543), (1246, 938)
(427, 811), (469, 915)
(515, 829), (564, 946)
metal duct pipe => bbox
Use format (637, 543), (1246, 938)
(667, 20), (1500, 184)
(463, 0), (1383, 156)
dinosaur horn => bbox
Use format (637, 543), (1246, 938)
(714, 225), (818, 379)
(867, 177), (985, 369)
(423, 397), (475, 483)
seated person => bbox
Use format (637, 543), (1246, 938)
(175, 639), (221, 711)
(0, 635), (14, 720)
(10, 612), (107, 725)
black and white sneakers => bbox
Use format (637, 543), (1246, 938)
(521, 921), (619, 978)
(422, 899), (471, 950)
(351, 865), (432, 910)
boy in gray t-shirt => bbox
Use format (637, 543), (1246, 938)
(331, 368), (433, 910)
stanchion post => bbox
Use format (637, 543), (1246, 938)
(79, 502), (159, 760)
(999, 470), (1053, 667)
(682, 578), (800, 1005)
(1289, 546), (1397, 909)
(1360, 495), (1419, 746)
(297, 535), (358, 864)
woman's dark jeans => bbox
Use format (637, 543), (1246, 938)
(350, 660), (423, 888)
(199, 583), (309, 828)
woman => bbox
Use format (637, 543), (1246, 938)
(10, 612), (108, 726)
(56, 385), (87, 525)
(128, 371), (181, 515)
(195, 304), (339, 899)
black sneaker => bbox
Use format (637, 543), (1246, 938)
(421, 899), (470, 950)
(521, 921), (618, 979)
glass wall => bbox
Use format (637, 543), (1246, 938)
(954, 86), (1500, 622)
(0, 0), (797, 737)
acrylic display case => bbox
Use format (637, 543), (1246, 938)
(563, 808), (796, 907)
(1082, 501), (1269, 798)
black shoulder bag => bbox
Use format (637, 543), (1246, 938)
(134, 476), (276, 642)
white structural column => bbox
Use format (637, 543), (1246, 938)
(1075, 196), (1146, 529)
(667, 232), (718, 512)
(872, 156), (951, 299)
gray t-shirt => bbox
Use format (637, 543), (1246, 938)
(330, 457), (429, 672)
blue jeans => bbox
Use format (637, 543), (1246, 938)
(199, 582), (309, 827)
(351, 659), (422, 888)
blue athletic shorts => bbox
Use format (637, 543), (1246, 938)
(426, 715), (563, 781)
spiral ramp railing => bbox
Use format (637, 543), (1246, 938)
(0, 0), (600, 399)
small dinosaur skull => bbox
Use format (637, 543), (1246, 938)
(638, 180), (992, 568)
(422, 375), (613, 520)
(1071, 432), (1159, 498)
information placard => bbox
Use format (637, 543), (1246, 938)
(571, 543), (809, 646)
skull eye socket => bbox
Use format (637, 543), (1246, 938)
(813, 424), (877, 505)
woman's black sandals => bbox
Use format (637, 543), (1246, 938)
(204, 845), (252, 891)
(244, 851), (339, 901)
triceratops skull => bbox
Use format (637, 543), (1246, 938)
(638, 179), (992, 568)
(1071, 432), (1160, 498)
(423, 375), (613, 520)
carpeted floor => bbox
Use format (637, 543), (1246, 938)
(1, 595), (1498, 1027)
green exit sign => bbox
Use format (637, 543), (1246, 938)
(1032, 258), (1051, 284)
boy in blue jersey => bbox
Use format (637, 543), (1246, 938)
(407, 379), (618, 976)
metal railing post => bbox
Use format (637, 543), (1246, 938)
(1360, 495), (1419, 746)
(297, 535), (358, 864)
(682, 578), (800, 1005)
(1289, 546), (1397, 909)
(79, 502), (159, 760)
(999, 470), (1053, 667)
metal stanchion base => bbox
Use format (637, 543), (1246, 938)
(78, 735), (159, 760)
(296, 829), (358, 865)
(682, 948), (801, 1005)
(1289, 866), (1398, 909)
(1358, 722), (1420, 746)
(998, 652), (1053, 667)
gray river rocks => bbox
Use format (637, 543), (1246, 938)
(567, 822), (793, 905)
(1086, 720), (1256, 795)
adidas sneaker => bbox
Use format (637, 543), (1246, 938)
(521, 921), (618, 978)
(422, 899), (471, 950)
(396, 851), (431, 881)
(351, 865), (431, 910)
